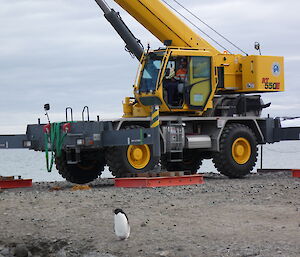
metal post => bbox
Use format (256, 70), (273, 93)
(260, 145), (263, 169)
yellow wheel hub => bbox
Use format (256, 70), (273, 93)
(127, 145), (151, 169)
(232, 137), (251, 164)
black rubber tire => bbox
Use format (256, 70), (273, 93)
(212, 123), (258, 178)
(55, 151), (105, 184)
(161, 149), (203, 174)
(105, 125), (159, 177)
(106, 145), (158, 177)
(183, 149), (203, 174)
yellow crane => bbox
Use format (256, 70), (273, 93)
(94, 0), (284, 178)
(1, 0), (292, 184)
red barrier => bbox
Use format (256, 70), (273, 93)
(0, 178), (32, 189)
(292, 170), (300, 178)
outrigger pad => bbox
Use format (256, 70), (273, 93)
(114, 174), (204, 188)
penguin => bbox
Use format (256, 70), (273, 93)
(114, 208), (130, 240)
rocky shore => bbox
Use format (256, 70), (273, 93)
(0, 172), (299, 257)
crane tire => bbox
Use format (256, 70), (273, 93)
(183, 150), (203, 174)
(55, 150), (105, 184)
(106, 145), (158, 177)
(212, 123), (258, 178)
(105, 125), (159, 177)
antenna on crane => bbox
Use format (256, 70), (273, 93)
(146, 43), (151, 54)
(255, 42), (262, 55)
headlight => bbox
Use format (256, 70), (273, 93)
(76, 139), (85, 146)
(23, 140), (32, 148)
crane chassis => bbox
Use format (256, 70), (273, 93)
(1, 113), (299, 184)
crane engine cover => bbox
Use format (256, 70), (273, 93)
(241, 55), (284, 92)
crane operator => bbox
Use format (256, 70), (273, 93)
(165, 58), (188, 106)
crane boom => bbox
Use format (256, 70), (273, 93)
(114, 0), (220, 54)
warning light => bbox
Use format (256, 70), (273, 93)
(43, 124), (51, 134)
(62, 123), (71, 133)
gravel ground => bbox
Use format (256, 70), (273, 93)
(0, 172), (299, 257)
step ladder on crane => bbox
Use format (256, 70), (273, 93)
(166, 120), (185, 164)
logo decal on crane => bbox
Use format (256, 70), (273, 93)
(272, 62), (280, 76)
(262, 78), (280, 90)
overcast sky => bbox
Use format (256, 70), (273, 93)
(0, 0), (299, 133)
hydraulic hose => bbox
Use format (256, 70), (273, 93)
(44, 123), (67, 172)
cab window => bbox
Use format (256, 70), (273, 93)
(187, 56), (212, 109)
(140, 57), (162, 93)
(192, 57), (210, 78)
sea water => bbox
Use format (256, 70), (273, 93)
(0, 141), (300, 182)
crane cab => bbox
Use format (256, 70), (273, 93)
(123, 48), (217, 117)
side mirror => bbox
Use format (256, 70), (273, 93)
(44, 103), (50, 111)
